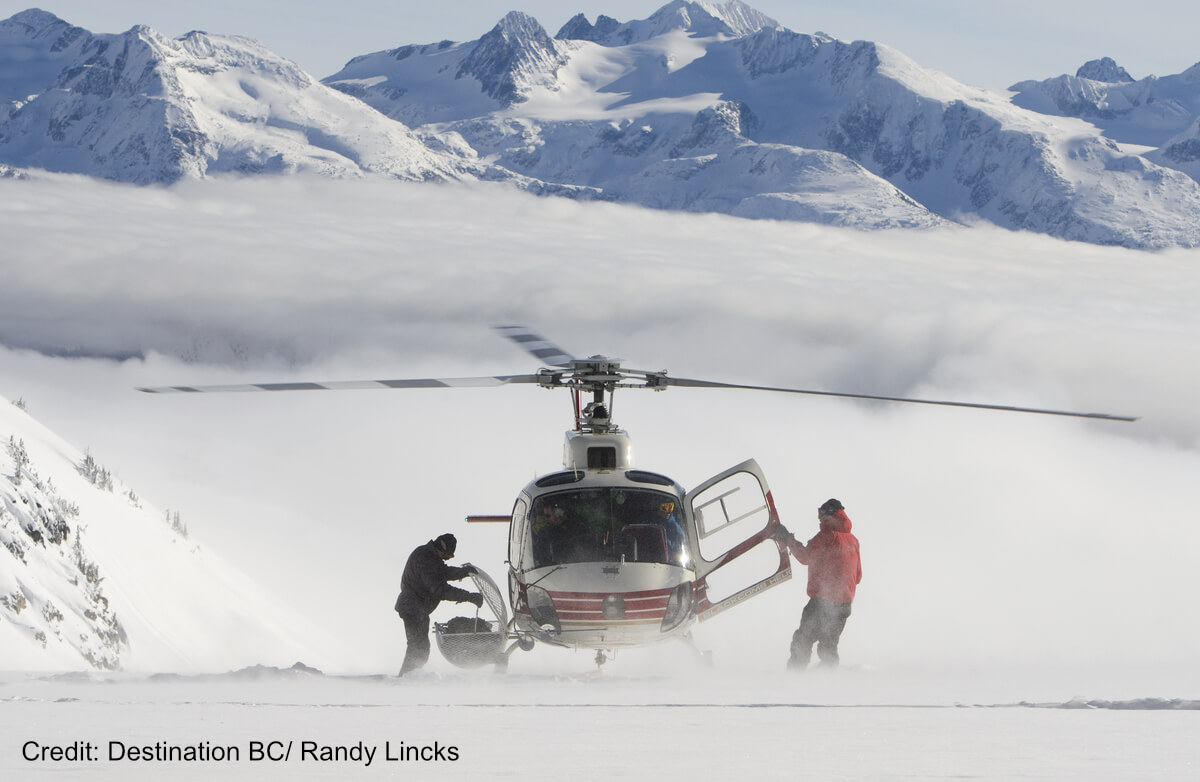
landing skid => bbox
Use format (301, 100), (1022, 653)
(493, 626), (539, 673)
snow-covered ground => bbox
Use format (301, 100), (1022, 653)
(3, 666), (1198, 780)
(2, 173), (1200, 778)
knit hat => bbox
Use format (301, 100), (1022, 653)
(818, 498), (844, 515)
(434, 533), (457, 556)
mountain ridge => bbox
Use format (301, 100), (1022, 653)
(4, 4), (1200, 247)
(325, 4), (1200, 247)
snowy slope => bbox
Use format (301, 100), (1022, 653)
(323, 1), (1200, 247)
(1, 395), (346, 672)
(0, 9), (477, 183)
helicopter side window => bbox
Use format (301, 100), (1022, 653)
(509, 499), (530, 570)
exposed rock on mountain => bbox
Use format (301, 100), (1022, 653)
(1075, 57), (1133, 84)
(458, 11), (570, 105)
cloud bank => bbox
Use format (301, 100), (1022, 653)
(2, 174), (1199, 675)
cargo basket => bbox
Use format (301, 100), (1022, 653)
(434, 616), (505, 668)
(432, 565), (508, 669)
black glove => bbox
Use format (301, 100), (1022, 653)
(462, 564), (479, 576)
(468, 593), (484, 608)
(770, 525), (793, 543)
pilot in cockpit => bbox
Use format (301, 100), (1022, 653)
(532, 501), (572, 565)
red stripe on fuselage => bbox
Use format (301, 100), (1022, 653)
(546, 587), (673, 621)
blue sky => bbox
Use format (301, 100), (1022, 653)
(2, 1), (1198, 89)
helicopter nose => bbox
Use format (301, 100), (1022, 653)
(601, 595), (626, 620)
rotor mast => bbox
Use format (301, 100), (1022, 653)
(524, 353), (670, 471)
(532, 354), (670, 435)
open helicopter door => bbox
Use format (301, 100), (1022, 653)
(685, 458), (792, 622)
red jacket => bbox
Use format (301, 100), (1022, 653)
(788, 510), (861, 602)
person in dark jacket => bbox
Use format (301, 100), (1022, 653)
(394, 533), (483, 676)
(776, 498), (862, 670)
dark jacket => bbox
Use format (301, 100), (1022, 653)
(395, 541), (474, 617)
(787, 509), (862, 603)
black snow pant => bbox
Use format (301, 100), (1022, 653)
(399, 611), (431, 676)
(789, 597), (852, 669)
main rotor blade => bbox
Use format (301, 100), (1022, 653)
(494, 325), (575, 367)
(137, 375), (543, 394)
(664, 377), (1138, 422)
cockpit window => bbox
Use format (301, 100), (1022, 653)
(530, 488), (688, 568)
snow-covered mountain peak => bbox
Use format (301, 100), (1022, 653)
(494, 9), (547, 35)
(648, 0), (778, 37)
(695, 0), (781, 36)
(50, 23), (177, 96)
(456, 11), (568, 105)
(317, 4), (1200, 246)
(3, 7), (74, 38)
(555, 13), (621, 42)
(0, 8), (91, 104)
(558, 1), (780, 46)
(0, 10), (479, 183)
(171, 29), (313, 88)
(1009, 55), (1200, 153)
(7, 7), (1200, 247)
(1075, 57), (1133, 83)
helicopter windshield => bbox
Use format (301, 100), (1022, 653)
(529, 488), (688, 568)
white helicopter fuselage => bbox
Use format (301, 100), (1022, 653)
(503, 429), (790, 652)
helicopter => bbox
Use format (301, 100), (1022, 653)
(138, 326), (1136, 669)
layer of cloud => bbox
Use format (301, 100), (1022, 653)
(2, 174), (1199, 675)
(3, 174), (1197, 441)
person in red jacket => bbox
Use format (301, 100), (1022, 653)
(777, 498), (862, 670)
